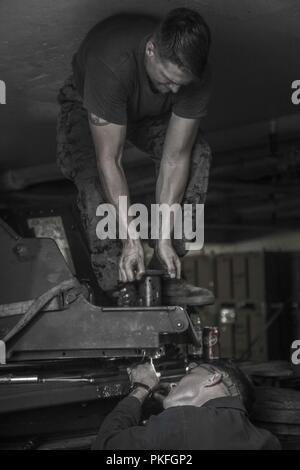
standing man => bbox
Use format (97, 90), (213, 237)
(57, 8), (213, 305)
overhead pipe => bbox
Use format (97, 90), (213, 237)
(206, 112), (300, 154)
(1, 113), (299, 191)
(0, 163), (63, 192)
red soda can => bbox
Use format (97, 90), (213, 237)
(203, 326), (220, 360)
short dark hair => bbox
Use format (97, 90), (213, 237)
(153, 8), (211, 79)
(204, 360), (256, 413)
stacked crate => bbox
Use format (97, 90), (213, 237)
(182, 252), (298, 361)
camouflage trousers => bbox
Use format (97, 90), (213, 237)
(56, 75), (212, 292)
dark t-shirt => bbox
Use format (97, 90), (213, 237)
(91, 396), (281, 450)
(72, 14), (211, 124)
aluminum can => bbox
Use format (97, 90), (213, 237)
(203, 326), (220, 360)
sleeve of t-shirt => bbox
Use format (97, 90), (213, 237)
(83, 54), (128, 125)
(173, 65), (212, 119)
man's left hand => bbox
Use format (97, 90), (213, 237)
(156, 240), (181, 279)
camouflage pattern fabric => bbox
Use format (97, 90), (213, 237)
(56, 75), (212, 292)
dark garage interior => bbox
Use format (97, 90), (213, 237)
(0, 0), (300, 451)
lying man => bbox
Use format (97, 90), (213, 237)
(91, 361), (281, 450)
(57, 8), (213, 306)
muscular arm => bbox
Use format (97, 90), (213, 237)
(89, 113), (144, 282)
(89, 113), (129, 235)
(156, 113), (200, 208)
(155, 113), (200, 276)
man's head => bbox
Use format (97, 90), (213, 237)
(163, 361), (255, 412)
(145, 8), (211, 94)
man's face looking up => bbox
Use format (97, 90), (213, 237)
(144, 39), (194, 94)
(163, 365), (230, 409)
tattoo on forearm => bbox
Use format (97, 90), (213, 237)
(89, 113), (109, 126)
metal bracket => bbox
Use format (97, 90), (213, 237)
(3, 297), (190, 361)
(0, 340), (6, 364)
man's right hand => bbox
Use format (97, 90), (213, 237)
(119, 239), (145, 283)
(127, 362), (160, 391)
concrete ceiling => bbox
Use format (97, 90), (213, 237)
(0, 0), (300, 170)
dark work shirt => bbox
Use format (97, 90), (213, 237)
(72, 14), (211, 124)
(91, 395), (281, 450)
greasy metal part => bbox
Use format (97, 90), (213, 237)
(0, 375), (95, 384)
(138, 270), (163, 307)
(0, 218), (20, 241)
(0, 362), (187, 413)
(0, 342), (5, 366)
(9, 348), (165, 362)
(0, 299), (62, 318)
(0, 219), (200, 363)
(0, 377), (128, 413)
(188, 311), (203, 357)
(0, 286), (88, 319)
(2, 297), (190, 361)
(0, 376), (39, 384)
(113, 283), (138, 306)
(2, 279), (80, 346)
(0, 228), (74, 306)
